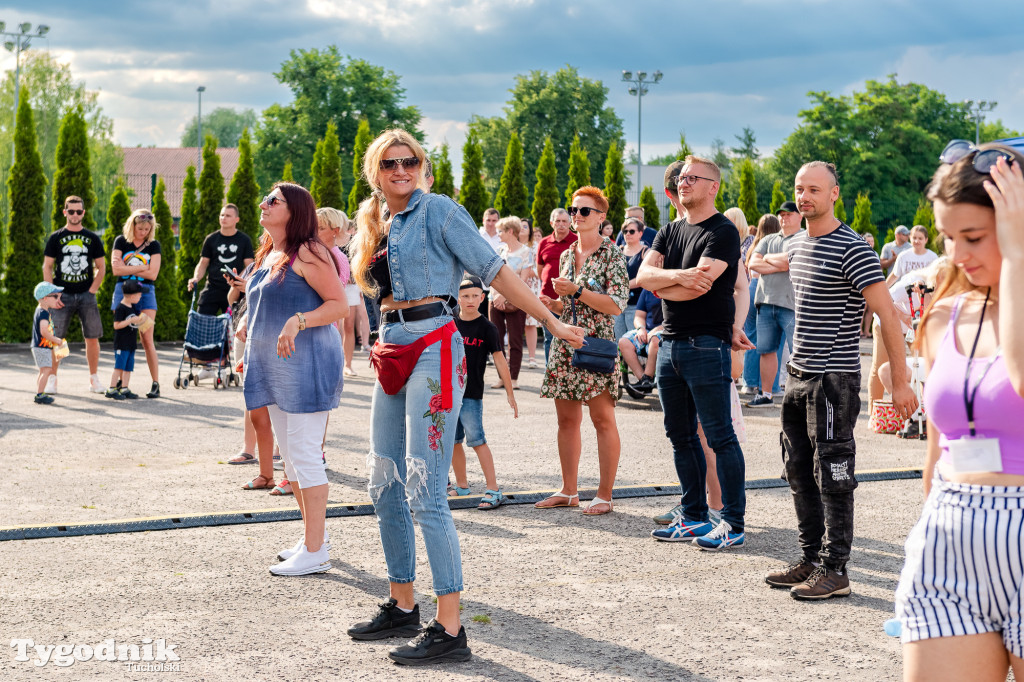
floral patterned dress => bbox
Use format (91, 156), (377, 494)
(541, 237), (629, 402)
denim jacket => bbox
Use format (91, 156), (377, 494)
(388, 189), (504, 302)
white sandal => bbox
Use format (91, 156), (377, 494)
(582, 496), (613, 515)
(534, 491), (580, 509)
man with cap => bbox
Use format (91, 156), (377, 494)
(745, 201), (804, 407)
(879, 225), (911, 276)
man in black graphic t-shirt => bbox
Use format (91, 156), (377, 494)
(765, 161), (917, 601)
(638, 155), (753, 552)
(188, 204), (255, 315)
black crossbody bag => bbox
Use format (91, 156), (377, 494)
(568, 257), (618, 374)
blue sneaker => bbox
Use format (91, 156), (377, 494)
(693, 521), (745, 550)
(653, 504), (684, 525)
(651, 519), (713, 542)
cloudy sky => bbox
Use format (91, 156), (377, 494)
(6, 0), (1024, 177)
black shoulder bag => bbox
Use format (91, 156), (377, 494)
(568, 253), (618, 374)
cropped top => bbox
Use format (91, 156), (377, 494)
(924, 294), (1024, 474)
(369, 245), (392, 304)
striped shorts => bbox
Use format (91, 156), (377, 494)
(895, 478), (1024, 656)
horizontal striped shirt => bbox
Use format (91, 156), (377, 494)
(785, 222), (884, 373)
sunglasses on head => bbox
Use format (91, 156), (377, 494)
(135, 213), (154, 222)
(567, 206), (605, 218)
(263, 194), (286, 207)
(66, 209), (84, 215)
(940, 139), (1017, 174)
(379, 156), (421, 171)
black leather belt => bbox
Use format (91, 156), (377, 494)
(380, 302), (447, 325)
(786, 363), (821, 381)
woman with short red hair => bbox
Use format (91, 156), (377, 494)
(536, 186), (628, 515)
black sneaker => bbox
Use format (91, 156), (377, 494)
(790, 565), (851, 600)
(897, 419), (926, 440)
(388, 619), (471, 666)
(624, 381), (646, 400)
(34, 393), (54, 405)
(746, 394), (774, 408)
(105, 388), (125, 401)
(633, 376), (655, 394)
(120, 388), (140, 400)
(146, 382), (160, 399)
(765, 559), (817, 588)
(347, 599), (421, 641)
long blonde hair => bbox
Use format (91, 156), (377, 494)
(123, 209), (156, 247)
(723, 207), (748, 243)
(351, 129), (428, 295)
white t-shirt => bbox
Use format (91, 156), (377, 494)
(890, 248), (938, 282)
(874, 270), (930, 334)
(478, 227), (502, 291)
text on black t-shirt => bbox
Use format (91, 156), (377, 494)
(44, 227), (106, 294)
(455, 314), (503, 401)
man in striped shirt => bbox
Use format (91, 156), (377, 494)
(764, 161), (917, 600)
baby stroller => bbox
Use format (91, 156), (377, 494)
(173, 291), (239, 390)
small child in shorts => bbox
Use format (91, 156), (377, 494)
(31, 282), (66, 405)
(107, 280), (144, 400)
(449, 276), (518, 510)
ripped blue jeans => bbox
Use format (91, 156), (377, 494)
(368, 314), (467, 596)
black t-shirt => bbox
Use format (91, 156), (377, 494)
(200, 231), (254, 293)
(44, 227), (106, 294)
(651, 213), (740, 343)
(456, 314), (502, 401)
(369, 246), (392, 304)
(33, 307), (52, 348)
(113, 235), (161, 284)
(113, 303), (139, 352)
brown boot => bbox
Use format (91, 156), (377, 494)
(765, 559), (817, 588)
(790, 565), (851, 600)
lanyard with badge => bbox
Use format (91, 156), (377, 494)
(948, 289), (1004, 473)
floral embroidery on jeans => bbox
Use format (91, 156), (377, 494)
(423, 377), (451, 451)
(456, 357), (467, 389)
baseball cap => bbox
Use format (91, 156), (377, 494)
(776, 201), (798, 214)
(459, 275), (483, 291)
(34, 282), (63, 300)
(664, 161), (686, 190)
(894, 225), (910, 236)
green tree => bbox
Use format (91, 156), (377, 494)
(494, 131), (529, 217)
(177, 166), (201, 293)
(638, 186), (660, 229)
(180, 107), (258, 148)
(467, 65), (624, 201)
(714, 184), (727, 214)
(432, 143), (455, 198)
(226, 129), (261, 246)
(314, 122), (344, 209)
(564, 135), (590, 207)
(603, 141), (627, 228)
(152, 178), (185, 340)
(281, 161), (294, 183)
(254, 48), (422, 189)
(913, 196), (939, 251)
(197, 134), (224, 242)
(50, 106), (97, 233)
(851, 192), (877, 248)
(647, 132), (694, 166)
(348, 119), (372, 216)
(1, 91), (46, 341)
(835, 196), (848, 222)
(460, 136), (489, 222)
(731, 126), (760, 160)
(769, 179), (786, 215)
(980, 119), (1022, 143)
(737, 159), (759, 225)
(96, 182), (131, 340)
(309, 138), (325, 204)
(710, 137), (731, 172)
(531, 137), (560, 232)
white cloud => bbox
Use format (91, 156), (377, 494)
(306, 0), (536, 33)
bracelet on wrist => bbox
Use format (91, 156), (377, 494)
(295, 312), (306, 331)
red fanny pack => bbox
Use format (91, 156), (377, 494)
(369, 321), (456, 409)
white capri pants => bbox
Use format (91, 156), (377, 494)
(266, 405), (329, 489)
(895, 476), (1024, 657)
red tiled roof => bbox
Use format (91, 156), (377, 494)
(121, 147), (240, 219)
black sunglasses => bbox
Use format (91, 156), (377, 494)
(135, 213), (154, 222)
(263, 194), (286, 207)
(380, 156), (421, 171)
(568, 206), (606, 218)
(940, 139), (1016, 174)
(622, 229), (638, 235)
(66, 209), (84, 215)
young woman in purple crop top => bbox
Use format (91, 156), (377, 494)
(895, 141), (1024, 681)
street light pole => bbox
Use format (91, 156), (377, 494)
(196, 86), (206, 175)
(621, 69), (662, 202)
(2, 21), (50, 162)
(965, 99), (997, 145)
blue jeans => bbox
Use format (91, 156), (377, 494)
(368, 314), (467, 596)
(656, 336), (746, 530)
(614, 304), (637, 340)
(454, 398), (486, 447)
(742, 280), (760, 389)
(544, 326), (553, 364)
(756, 304), (795, 356)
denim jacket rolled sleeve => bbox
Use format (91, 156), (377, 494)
(388, 189), (504, 302)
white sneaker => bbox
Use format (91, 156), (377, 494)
(89, 374), (105, 393)
(278, 535), (331, 562)
(269, 543), (331, 576)
(45, 376), (57, 394)
(527, 359), (539, 369)
(197, 368), (215, 380)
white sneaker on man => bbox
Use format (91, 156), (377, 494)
(45, 376), (57, 394)
(89, 374), (105, 394)
(269, 543), (331, 576)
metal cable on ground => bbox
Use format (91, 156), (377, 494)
(0, 468), (922, 542)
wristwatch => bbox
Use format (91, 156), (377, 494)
(571, 285), (584, 300)
(295, 312), (306, 330)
